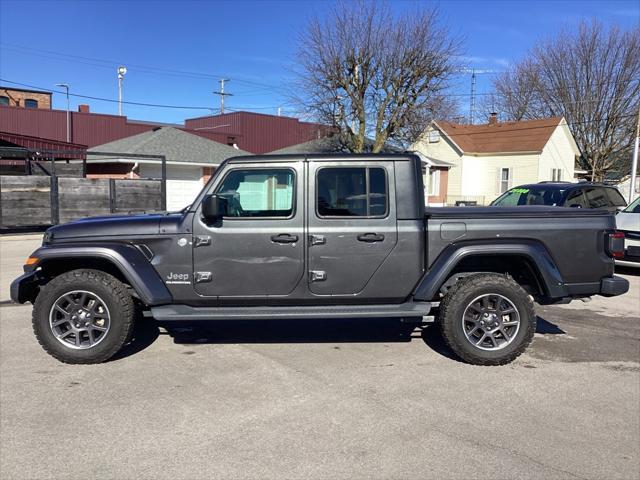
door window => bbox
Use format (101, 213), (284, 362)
(215, 168), (294, 218)
(317, 167), (388, 217)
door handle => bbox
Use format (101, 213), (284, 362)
(357, 233), (385, 243)
(271, 233), (298, 244)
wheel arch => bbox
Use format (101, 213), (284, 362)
(413, 241), (567, 302)
(27, 244), (173, 306)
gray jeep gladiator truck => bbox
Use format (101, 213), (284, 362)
(11, 154), (629, 365)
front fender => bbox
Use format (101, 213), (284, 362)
(17, 243), (172, 306)
(413, 240), (566, 301)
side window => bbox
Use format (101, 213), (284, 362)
(498, 168), (511, 194)
(583, 187), (609, 209)
(604, 188), (627, 208)
(24, 99), (38, 108)
(564, 189), (588, 208)
(317, 167), (388, 217)
(215, 168), (294, 218)
(0, 96), (9, 106)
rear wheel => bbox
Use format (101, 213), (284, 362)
(438, 273), (536, 365)
(33, 269), (135, 364)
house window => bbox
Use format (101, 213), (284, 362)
(24, 99), (38, 109)
(551, 168), (563, 181)
(428, 130), (440, 143)
(0, 96), (8, 106)
(499, 168), (511, 194)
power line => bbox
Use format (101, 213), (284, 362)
(0, 79), (213, 110)
(0, 78), (292, 113)
(0, 43), (282, 92)
(1, 78), (636, 123)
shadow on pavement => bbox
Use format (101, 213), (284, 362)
(113, 316), (423, 360)
(113, 314), (569, 362)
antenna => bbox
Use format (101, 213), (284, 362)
(213, 78), (233, 114)
(469, 69), (476, 125)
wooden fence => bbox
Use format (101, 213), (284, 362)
(0, 175), (163, 228)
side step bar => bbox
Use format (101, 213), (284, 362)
(150, 302), (434, 321)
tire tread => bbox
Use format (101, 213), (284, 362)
(438, 273), (536, 366)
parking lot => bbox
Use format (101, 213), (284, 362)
(1, 234), (639, 480)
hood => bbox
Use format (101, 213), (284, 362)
(46, 213), (182, 241)
(616, 211), (640, 232)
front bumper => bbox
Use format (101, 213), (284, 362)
(10, 271), (42, 304)
(600, 275), (629, 296)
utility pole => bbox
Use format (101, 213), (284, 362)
(55, 83), (70, 142)
(469, 69), (477, 125)
(214, 79), (233, 114)
(629, 105), (640, 202)
(117, 66), (127, 116)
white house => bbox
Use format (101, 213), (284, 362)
(87, 127), (249, 210)
(411, 115), (580, 205)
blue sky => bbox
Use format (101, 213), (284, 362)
(0, 0), (638, 123)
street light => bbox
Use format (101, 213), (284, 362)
(117, 66), (127, 116)
(55, 83), (70, 142)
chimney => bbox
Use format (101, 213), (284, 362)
(78, 104), (90, 113)
(488, 112), (498, 125)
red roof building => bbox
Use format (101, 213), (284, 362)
(0, 101), (328, 154)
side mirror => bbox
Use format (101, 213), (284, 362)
(202, 194), (228, 222)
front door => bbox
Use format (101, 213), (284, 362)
(192, 162), (304, 298)
(307, 161), (398, 296)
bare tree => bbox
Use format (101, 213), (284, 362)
(490, 21), (640, 181)
(295, 0), (461, 152)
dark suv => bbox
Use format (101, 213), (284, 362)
(491, 182), (627, 213)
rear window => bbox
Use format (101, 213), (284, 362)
(492, 186), (566, 207)
(604, 188), (627, 208)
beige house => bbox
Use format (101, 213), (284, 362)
(411, 115), (580, 205)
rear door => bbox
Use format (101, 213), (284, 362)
(307, 160), (398, 296)
(192, 161), (304, 298)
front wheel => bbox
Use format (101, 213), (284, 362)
(32, 269), (135, 364)
(438, 273), (536, 365)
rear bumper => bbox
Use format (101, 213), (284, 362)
(10, 271), (41, 304)
(599, 275), (629, 297)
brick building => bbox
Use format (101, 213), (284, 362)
(0, 87), (52, 109)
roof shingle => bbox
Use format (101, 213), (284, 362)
(88, 126), (248, 164)
(435, 117), (563, 154)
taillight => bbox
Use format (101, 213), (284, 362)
(606, 231), (625, 259)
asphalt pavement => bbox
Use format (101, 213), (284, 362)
(1, 234), (639, 480)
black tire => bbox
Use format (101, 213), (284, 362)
(32, 269), (135, 364)
(438, 273), (536, 366)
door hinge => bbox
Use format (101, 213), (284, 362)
(194, 271), (212, 283)
(309, 234), (326, 246)
(309, 270), (327, 282)
(194, 235), (211, 247)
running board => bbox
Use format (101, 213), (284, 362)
(150, 302), (434, 321)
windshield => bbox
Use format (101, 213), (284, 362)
(623, 196), (640, 213)
(492, 186), (567, 207)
